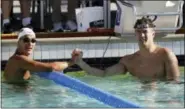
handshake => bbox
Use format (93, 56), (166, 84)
(71, 48), (83, 65)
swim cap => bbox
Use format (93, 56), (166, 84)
(18, 28), (36, 40)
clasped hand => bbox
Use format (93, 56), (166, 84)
(71, 48), (83, 65)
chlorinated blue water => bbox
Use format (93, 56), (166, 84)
(2, 72), (184, 108)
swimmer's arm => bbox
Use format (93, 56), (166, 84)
(15, 55), (74, 72)
(164, 48), (180, 83)
(77, 58), (127, 77)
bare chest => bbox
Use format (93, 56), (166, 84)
(126, 56), (165, 80)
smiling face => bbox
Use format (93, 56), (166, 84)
(134, 17), (156, 47)
(17, 35), (37, 56)
(135, 26), (155, 47)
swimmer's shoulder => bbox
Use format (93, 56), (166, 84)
(156, 46), (176, 59)
(12, 54), (28, 60)
(10, 54), (32, 64)
(155, 46), (172, 54)
(5, 55), (29, 71)
(120, 52), (138, 62)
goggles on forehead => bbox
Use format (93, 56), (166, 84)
(135, 24), (150, 29)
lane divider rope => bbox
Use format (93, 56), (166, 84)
(36, 71), (141, 108)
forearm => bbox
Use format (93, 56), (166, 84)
(18, 55), (73, 72)
(28, 61), (74, 72)
(78, 60), (105, 77)
(52, 60), (74, 71)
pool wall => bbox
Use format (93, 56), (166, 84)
(1, 35), (184, 70)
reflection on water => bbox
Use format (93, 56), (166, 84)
(2, 73), (184, 108)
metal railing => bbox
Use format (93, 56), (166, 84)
(117, 0), (184, 33)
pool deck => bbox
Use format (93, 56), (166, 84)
(1, 28), (185, 39)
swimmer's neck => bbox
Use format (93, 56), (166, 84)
(139, 43), (157, 56)
(14, 49), (30, 56)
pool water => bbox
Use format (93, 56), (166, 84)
(1, 71), (184, 108)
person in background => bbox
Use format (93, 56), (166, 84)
(66, 0), (78, 32)
(71, 17), (181, 88)
(2, 0), (33, 33)
(50, 0), (78, 32)
(3, 28), (75, 84)
(91, 0), (103, 6)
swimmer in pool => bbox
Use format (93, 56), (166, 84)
(72, 17), (181, 87)
(3, 28), (75, 84)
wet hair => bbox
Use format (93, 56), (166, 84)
(134, 16), (156, 29)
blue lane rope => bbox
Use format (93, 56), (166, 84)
(36, 71), (141, 108)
